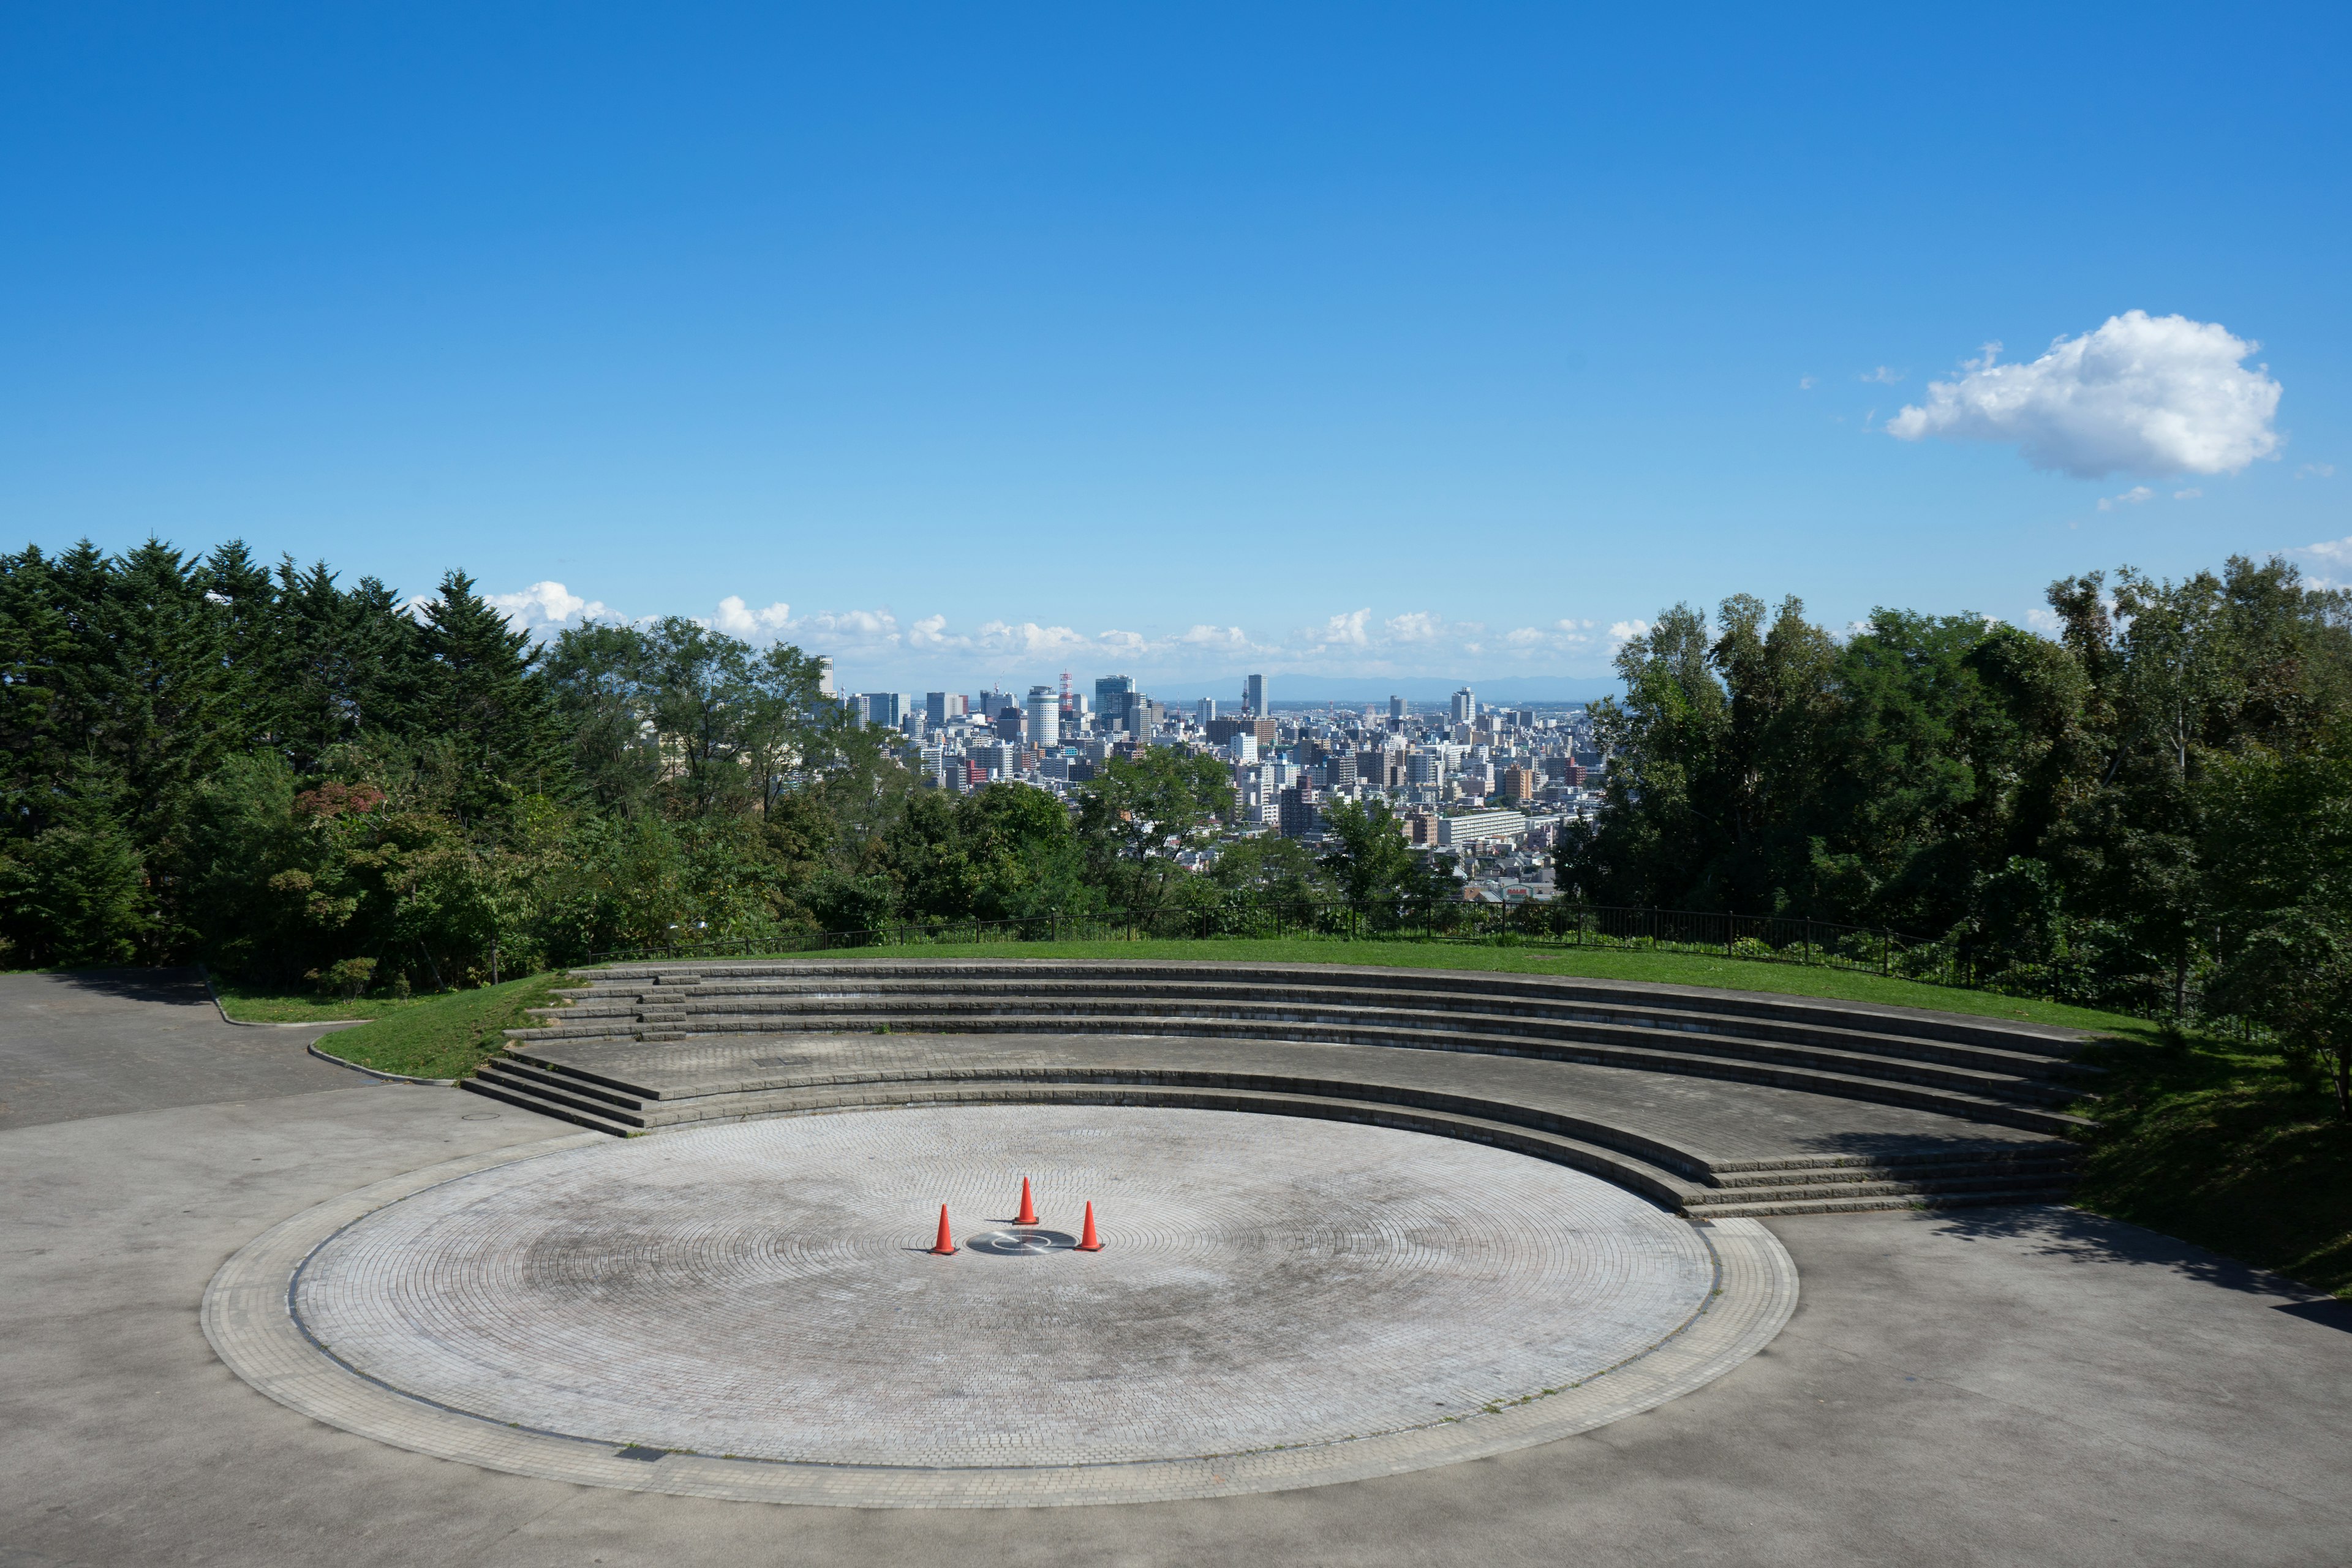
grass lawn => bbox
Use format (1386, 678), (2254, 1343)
(2069, 1031), (2352, 1297)
(314, 971), (569, 1081)
(208, 984), (417, 1023)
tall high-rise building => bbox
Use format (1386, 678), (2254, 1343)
(1389, 695), (1405, 722)
(1025, 685), (1061, 749)
(859, 693), (905, 728)
(924, 692), (968, 726)
(1243, 673), (1267, 716)
(1095, 674), (1136, 730)
(815, 657), (836, 698)
(1450, 687), (1477, 726)
(1196, 697), (1218, 725)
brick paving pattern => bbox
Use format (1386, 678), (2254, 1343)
(293, 1106), (1716, 1469)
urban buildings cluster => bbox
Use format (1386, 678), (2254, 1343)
(845, 673), (1607, 903)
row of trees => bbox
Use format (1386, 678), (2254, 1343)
(0, 540), (1455, 994)
(5, 535), (2343, 1110)
(1563, 555), (2352, 1109)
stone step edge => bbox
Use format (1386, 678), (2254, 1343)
(1687, 1189), (2078, 1218)
(483, 1057), (1725, 1178)
(492, 1052), (2084, 1185)
(529, 989), (2100, 1080)
(460, 1076), (638, 1136)
(459, 1076), (1719, 1213)
(500, 1016), (2097, 1131)
(503, 1011), (2091, 1104)
(497, 1049), (2077, 1176)
(481, 1059), (2077, 1209)
(476, 1057), (2078, 1195)
(570, 959), (2097, 1052)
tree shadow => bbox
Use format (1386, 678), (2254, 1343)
(40, 965), (214, 1007)
(1780, 1128), (2076, 1163)
(1915, 1201), (2328, 1301)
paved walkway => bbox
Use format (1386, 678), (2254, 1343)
(0, 969), (355, 1130)
(3, 972), (2348, 1564)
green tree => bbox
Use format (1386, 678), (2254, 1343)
(417, 571), (563, 819)
(1319, 797), (1450, 915)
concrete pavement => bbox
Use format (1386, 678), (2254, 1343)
(2, 971), (2348, 1566)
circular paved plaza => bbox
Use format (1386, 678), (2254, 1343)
(216, 1106), (1798, 1504)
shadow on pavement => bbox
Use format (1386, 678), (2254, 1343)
(2272, 1298), (2352, 1333)
(43, 966), (214, 1006)
(1921, 1200), (2325, 1301)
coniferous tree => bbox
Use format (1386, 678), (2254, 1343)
(417, 571), (562, 820)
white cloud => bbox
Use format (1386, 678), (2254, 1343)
(1798, 375), (1817, 390)
(2097, 485), (2157, 511)
(492, 584), (1636, 685)
(2290, 536), (2352, 589)
(712, 596), (794, 637)
(1861, 366), (1906, 385)
(1607, 619), (1650, 643)
(2299, 462), (2336, 479)
(489, 581), (616, 630)
(1887, 311), (2283, 478)
(1315, 608), (1373, 648)
(2173, 488), (2202, 501)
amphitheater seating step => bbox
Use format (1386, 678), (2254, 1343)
(462, 957), (2102, 1218)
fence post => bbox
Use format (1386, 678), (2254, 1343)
(1882, 929), (1891, 976)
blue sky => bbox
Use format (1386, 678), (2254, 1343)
(4, 3), (2346, 696)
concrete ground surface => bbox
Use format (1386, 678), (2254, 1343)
(4, 973), (2350, 1566)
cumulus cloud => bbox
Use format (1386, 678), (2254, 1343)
(713, 596), (794, 637)
(1861, 366), (1905, 385)
(2299, 462), (2336, 479)
(2174, 488), (2202, 501)
(489, 581), (617, 630)
(1887, 311), (2283, 478)
(2097, 486), (2157, 511)
(491, 583), (1636, 685)
(1607, 619), (1650, 643)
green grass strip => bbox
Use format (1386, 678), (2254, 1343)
(318, 972), (568, 1081)
(210, 986), (417, 1024)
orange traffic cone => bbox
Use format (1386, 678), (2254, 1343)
(1076, 1201), (1104, 1251)
(1016, 1177), (1039, 1226)
(929, 1204), (956, 1255)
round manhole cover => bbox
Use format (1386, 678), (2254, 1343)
(963, 1228), (1079, 1256)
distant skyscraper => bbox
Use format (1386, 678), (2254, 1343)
(859, 693), (905, 728)
(1096, 674), (1136, 731)
(816, 657), (836, 698)
(1025, 684), (1061, 748)
(1389, 695), (1404, 722)
(1196, 697), (1217, 725)
(925, 692), (968, 726)
(1244, 673), (1267, 716)
(1450, 687), (1476, 726)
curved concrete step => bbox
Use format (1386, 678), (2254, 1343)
(576, 958), (2097, 1057)
(505, 1012), (2093, 1133)
(532, 984), (2100, 1085)
(466, 1044), (2083, 1221)
(522, 998), (2095, 1102)
(461, 1072), (1716, 1213)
